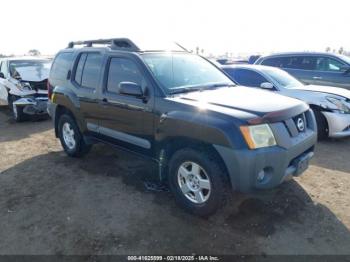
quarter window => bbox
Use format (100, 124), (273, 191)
(106, 58), (143, 94)
(50, 52), (74, 81)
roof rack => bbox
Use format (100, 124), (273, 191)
(67, 38), (140, 51)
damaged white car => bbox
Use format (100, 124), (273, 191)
(0, 57), (51, 121)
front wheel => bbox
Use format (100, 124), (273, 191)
(9, 96), (26, 122)
(58, 114), (92, 157)
(168, 148), (228, 217)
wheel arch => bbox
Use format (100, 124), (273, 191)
(309, 104), (329, 138)
(157, 136), (232, 190)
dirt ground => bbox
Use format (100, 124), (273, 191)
(0, 106), (350, 256)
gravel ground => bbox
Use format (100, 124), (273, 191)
(0, 106), (349, 256)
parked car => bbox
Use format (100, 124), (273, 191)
(0, 57), (51, 121)
(221, 64), (350, 139)
(255, 52), (350, 90)
(48, 38), (317, 216)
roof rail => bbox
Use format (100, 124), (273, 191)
(67, 38), (140, 51)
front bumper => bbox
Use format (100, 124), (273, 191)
(13, 97), (48, 115)
(322, 111), (350, 138)
(214, 124), (317, 193)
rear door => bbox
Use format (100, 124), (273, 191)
(72, 52), (106, 132)
(97, 55), (154, 155)
(280, 56), (318, 85)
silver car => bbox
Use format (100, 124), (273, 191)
(222, 64), (350, 139)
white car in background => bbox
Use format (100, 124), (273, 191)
(221, 64), (350, 139)
(0, 57), (51, 121)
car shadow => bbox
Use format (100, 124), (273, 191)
(0, 105), (52, 143)
(0, 144), (350, 255)
(312, 137), (350, 174)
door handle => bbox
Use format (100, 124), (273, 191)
(312, 76), (322, 80)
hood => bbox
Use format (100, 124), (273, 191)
(293, 85), (350, 99)
(171, 86), (309, 123)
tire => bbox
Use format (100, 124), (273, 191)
(58, 114), (92, 157)
(9, 96), (26, 122)
(168, 148), (228, 217)
(313, 109), (328, 140)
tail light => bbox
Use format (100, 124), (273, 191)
(47, 80), (53, 100)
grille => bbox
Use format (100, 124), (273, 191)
(284, 112), (308, 137)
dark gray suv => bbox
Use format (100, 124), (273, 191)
(47, 38), (317, 216)
(255, 52), (350, 89)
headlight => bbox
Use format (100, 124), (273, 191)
(240, 124), (277, 149)
(326, 96), (350, 114)
(16, 82), (32, 91)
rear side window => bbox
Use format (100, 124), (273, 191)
(261, 57), (287, 67)
(50, 52), (74, 81)
(283, 56), (317, 70)
(74, 53), (87, 85)
(106, 58), (143, 94)
(229, 69), (268, 87)
(80, 53), (103, 89)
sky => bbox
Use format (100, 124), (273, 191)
(1, 0), (349, 57)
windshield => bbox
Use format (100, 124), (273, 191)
(141, 53), (234, 94)
(262, 68), (303, 88)
(9, 60), (51, 81)
(338, 54), (350, 65)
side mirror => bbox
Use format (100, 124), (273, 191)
(119, 82), (143, 98)
(0, 72), (5, 79)
(260, 82), (274, 90)
(340, 66), (350, 74)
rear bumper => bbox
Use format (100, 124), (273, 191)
(214, 129), (317, 193)
(13, 97), (48, 115)
(322, 111), (350, 138)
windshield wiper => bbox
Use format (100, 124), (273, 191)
(169, 86), (203, 95)
(169, 82), (235, 95)
(205, 82), (235, 89)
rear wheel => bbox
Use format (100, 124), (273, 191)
(313, 109), (328, 140)
(168, 148), (228, 217)
(58, 114), (92, 157)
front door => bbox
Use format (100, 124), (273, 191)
(98, 56), (154, 156)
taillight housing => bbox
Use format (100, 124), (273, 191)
(47, 80), (53, 100)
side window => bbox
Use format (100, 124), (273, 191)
(74, 53), (87, 85)
(315, 57), (345, 72)
(232, 69), (268, 87)
(0, 61), (8, 77)
(106, 58), (143, 94)
(261, 57), (286, 67)
(81, 53), (103, 89)
(50, 52), (74, 81)
(283, 56), (317, 70)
